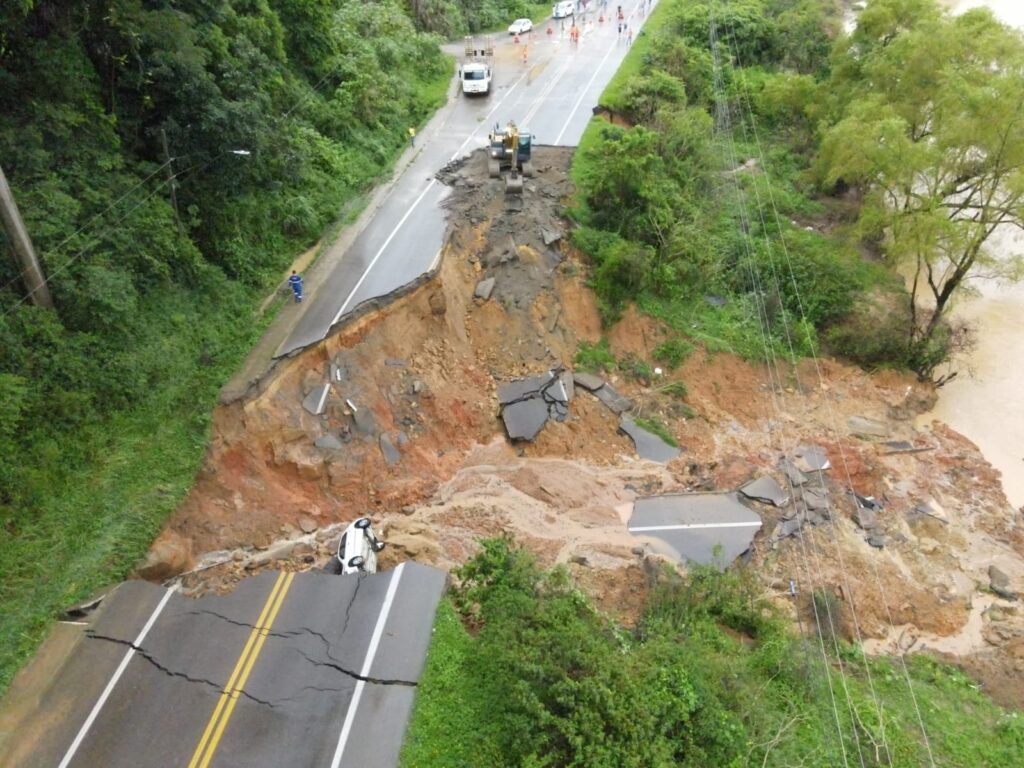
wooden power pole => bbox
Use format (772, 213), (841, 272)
(0, 163), (54, 309)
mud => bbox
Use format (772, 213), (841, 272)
(151, 146), (1024, 707)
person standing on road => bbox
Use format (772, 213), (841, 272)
(288, 270), (303, 302)
(408, 126), (416, 147)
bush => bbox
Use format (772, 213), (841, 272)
(574, 338), (617, 374)
(654, 337), (695, 368)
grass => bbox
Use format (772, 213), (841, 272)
(402, 548), (1024, 768)
(634, 415), (678, 446)
(0, 61), (455, 696)
(399, 599), (502, 767)
(574, 337), (617, 373)
(0, 286), (271, 693)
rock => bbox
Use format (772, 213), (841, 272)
(793, 444), (830, 471)
(541, 227), (562, 246)
(292, 541), (315, 558)
(855, 506), (879, 531)
(246, 540), (296, 568)
(136, 529), (194, 580)
(989, 566), (1018, 600)
(474, 277), (496, 300)
(781, 460), (807, 486)
(572, 372), (605, 391)
(379, 433), (401, 465)
(631, 546), (645, 556)
(384, 358), (407, 367)
(918, 537), (939, 554)
(803, 489), (829, 511)
(569, 554), (590, 567)
(298, 516), (318, 534)
(848, 415), (891, 438)
(867, 534), (886, 549)
(314, 433), (343, 450)
(428, 290), (447, 315)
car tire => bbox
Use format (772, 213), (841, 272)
(355, 517), (371, 530)
(348, 555), (366, 570)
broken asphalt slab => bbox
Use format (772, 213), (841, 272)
(739, 476), (790, 507)
(793, 444), (830, 472)
(618, 416), (681, 463)
(628, 493), (762, 567)
(498, 368), (574, 441)
(591, 382), (633, 415)
(572, 372), (605, 391)
(301, 383), (331, 416)
(501, 398), (551, 441)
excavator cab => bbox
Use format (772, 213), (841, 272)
(488, 121), (534, 194)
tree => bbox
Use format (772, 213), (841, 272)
(817, 2), (1024, 379)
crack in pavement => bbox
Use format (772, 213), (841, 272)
(290, 648), (417, 688)
(85, 632), (277, 708)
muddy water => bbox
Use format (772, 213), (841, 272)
(914, 1), (1024, 510)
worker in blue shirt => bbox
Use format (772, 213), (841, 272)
(288, 270), (303, 302)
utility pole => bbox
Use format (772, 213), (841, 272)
(0, 163), (54, 309)
(160, 128), (183, 235)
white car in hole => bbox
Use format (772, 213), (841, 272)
(508, 18), (533, 35)
(330, 517), (385, 575)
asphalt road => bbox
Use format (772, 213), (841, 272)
(4, 563), (446, 768)
(276, 1), (657, 357)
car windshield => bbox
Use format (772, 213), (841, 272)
(464, 69), (486, 80)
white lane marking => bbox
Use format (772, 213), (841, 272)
(629, 522), (763, 532)
(329, 562), (406, 768)
(330, 71), (531, 324)
(553, 21), (624, 144)
(316, 382), (331, 414)
(58, 586), (177, 768)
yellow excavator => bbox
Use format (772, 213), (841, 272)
(488, 121), (534, 193)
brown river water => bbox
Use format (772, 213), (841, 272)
(915, 1), (1024, 510)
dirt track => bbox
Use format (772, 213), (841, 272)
(149, 146), (1024, 708)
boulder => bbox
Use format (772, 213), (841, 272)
(136, 529), (194, 581)
(989, 565), (1018, 600)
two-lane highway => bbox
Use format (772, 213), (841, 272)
(2, 563), (446, 768)
(276, 1), (658, 357)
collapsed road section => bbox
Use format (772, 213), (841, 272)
(1, 564), (445, 768)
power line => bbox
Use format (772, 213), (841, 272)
(718, 6), (936, 765)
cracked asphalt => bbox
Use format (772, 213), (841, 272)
(4, 564), (445, 768)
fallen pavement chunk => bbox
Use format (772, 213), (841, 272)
(352, 405), (377, 436)
(543, 376), (569, 405)
(559, 369), (575, 401)
(628, 493), (762, 567)
(848, 415), (891, 438)
(572, 372), (605, 391)
(781, 460), (808, 486)
(385, 358), (407, 367)
(474, 277), (496, 300)
(989, 566), (1018, 601)
(379, 433), (401, 465)
(776, 518), (803, 538)
(592, 382), (633, 414)
(618, 416), (681, 463)
(541, 227), (562, 246)
(314, 433), (343, 450)
(884, 440), (914, 452)
(301, 383), (331, 416)
(794, 444), (831, 472)
(803, 489), (830, 512)
(498, 372), (555, 405)
(739, 476), (790, 507)
(500, 398), (550, 441)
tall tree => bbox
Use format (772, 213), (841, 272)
(817, 1), (1024, 378)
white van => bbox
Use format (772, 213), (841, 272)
(552, 1), (575, 19)
(461, 62), (492, 95)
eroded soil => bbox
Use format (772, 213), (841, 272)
(151, 147), (1024, 708)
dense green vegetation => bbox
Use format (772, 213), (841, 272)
(403, 538), (1024, 767)
(0, 0), (460, 693)
(571, 0), (1024, 380)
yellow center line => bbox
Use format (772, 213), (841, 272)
(187, 571), (293, 768)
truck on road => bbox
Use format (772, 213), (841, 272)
(462, 36), (494, 96)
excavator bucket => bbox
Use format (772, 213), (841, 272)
(505, 172), (524, 194)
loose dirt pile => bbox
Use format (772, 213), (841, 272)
(154, 146), (1024, 707)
